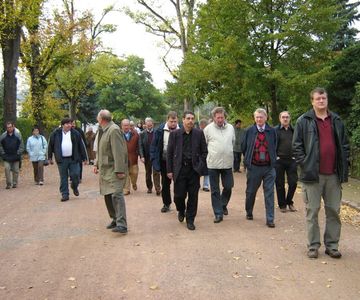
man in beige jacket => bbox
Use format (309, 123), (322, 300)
(94, 110), (128, 234)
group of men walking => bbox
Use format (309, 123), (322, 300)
(0, 87), (349, 259)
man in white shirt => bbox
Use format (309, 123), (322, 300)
(48, 118), (88, 201)
(204, 107), (235, 223)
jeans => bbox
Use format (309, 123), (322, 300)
(233, 151), (242, 171)
(302, 174), (341, 250)
(208, 168), (234, 217)
(245, 165), (275, 223)
(203, 175), (210, 189)
(275, 158), (298, 208)
(57, 157), (80, 197)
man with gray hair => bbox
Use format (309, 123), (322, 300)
(204, 107), (235, 223)
(94, 110), (128, 234)
(139, 117), (161, 195)
(241, 108), (277, 227)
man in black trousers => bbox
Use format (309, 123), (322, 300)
(166, 111), (208, 230)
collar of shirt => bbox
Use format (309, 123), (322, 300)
(147, 129), (153, 133)
(164, 123), (179, 131)
(256, 125), (266, 132)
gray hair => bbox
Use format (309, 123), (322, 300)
(98, 110), (112, 122)
(253, 108), (267, 117)
(121, 119), (130, 126)
(145, 117), (154, 123)
(211, 107), (227, 118)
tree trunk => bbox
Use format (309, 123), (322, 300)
(69, 100), (77, 120)
(30, 76), (47, 133)
(270, 82), (278, 125)
(1, 25), (21, 127)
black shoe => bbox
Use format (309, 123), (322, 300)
(187, 223), (196, 230)
(61, 195), (69, 202)
(147, 189), (152, 194)
(161, 205), (170, 213)
(156, 191), (161, 196)
(307, 248), (319, 259)
(246, 215), (253, 220)
(223, 206), (228, 215)
(6, 185), (11, 189)
(12, 184), (17, 188)
(266, 222), (275, 228)
(178, 212), (185, 222)
(106, 220), (117, 229)
(111, 226), (128, 234)
(325, 248), (342, 259)
(73, 188), (79, 196)
(202, 187), (210, 192)
(214, 216), (223, 223)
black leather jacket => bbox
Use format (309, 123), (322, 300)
(292, 109), (349, 183)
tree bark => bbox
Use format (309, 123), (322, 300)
(1, 25), (21, 127)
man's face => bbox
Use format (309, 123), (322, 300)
(71, 121), (76, 128)
(146, 121), (154, 130)
(63, 122), (72, 132)
(122, 122), (130, 133)
(33, 128), (40, 136)
(235, 122), (241, 128)
(254, 112), (267, 127)
(6, 124), (14, 134)
(214, 113), (225, 127)
(167, 117), (178, 130)
(183, 114), (195, 131)
(279, 113), (290, 127)
(312, 92), (328, 111)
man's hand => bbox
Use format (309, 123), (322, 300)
(141, 157), (145, 163)
(167, 173), (173, 180)
(49, 159), (54, 165)
(116, 172), (126, 179)
(93, 167), (98, 174)
(83, 160), (88, 165)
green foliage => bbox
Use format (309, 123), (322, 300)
(15, 117), (34, 141)
(0, 76), (3, 126)
(327, 42), (360, 118)
(96, 55), (167, 121)
(348, 83), (360, 147)
(172, 0), (341, 123)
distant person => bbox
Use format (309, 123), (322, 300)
(204, 107), (235, 223)
(26, 126), (48, 185)
(94, 110), (128, 234)
(167, 111), (208, 230)
(71, 120), (87, 182)
(242, 108), (277, 228)
(130, 120), (141, 134)
(150, 111), (180, 213)
(121, 119), (140, 195)
(48, 118), (88, 201)
(199, 118), (210, 192)
(85, 127), (96, 165)
(274, 111), (298, 213)
(0, 122), (24, 189)
(139, 117), (161, 195)
(293, 87), (349, 259)
(233, 119), (245, 173)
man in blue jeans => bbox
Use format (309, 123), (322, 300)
(242, 108), (277, 228)
(204, 107), (235, 223)
(48, 118), (88, 201)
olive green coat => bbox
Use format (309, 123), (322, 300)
(97, 121), (128, 195)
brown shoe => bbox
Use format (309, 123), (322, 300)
(288, 204), (297, 212)
(132, 184), (137, 191)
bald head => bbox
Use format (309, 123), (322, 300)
(97, 110), (112, 127)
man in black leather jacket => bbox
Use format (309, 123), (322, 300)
(293, 87), (349, 259)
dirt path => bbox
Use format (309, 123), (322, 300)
(0, 159), (360, 299)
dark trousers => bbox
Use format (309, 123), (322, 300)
(160, 160), (172, 206)
(275, 158), (298, 208)
(145, 158), (161, 192)
(57, 158), (80, 197)
(245, 165), (275, 223)
(233, 151), (242, 171)
(174, 165), (200, 223)
(32, 161), (44, 183)
(208, 168), (234, 217)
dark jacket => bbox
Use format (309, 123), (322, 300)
(274, 124), (294, 156)
(139, 129), (154, 159)
(0, 132), (24, 162)
(292, 109), (349, 183)
(150, 123), (166, 172)
(48, 127), (88, 163)
(241, 123), (277, 169)
(166, 128), (208, 182)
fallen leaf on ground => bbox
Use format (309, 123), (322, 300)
(232, 272), (242, 278)
(271, 276), (283, 281)
(326, 284), (331, 288)
(149, 285), (159, 290)
(246, 275), (254, 278)
(274, 266), (280, 269)
(70, 286), (77, 289)
(68, 277), (76, 281)
(227, 250), (234, 254)
(0, 286), (6, 290)
(233, 256), (241, 260)
(321, 261), (327, 264)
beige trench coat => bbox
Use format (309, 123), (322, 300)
(97, 121), (128, 195)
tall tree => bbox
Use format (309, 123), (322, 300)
(174, 0), (341, 122)
(125, 0), (197, 110)
(0, 0), (43, 126)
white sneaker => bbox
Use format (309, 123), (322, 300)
(39, 181), (44, 185)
